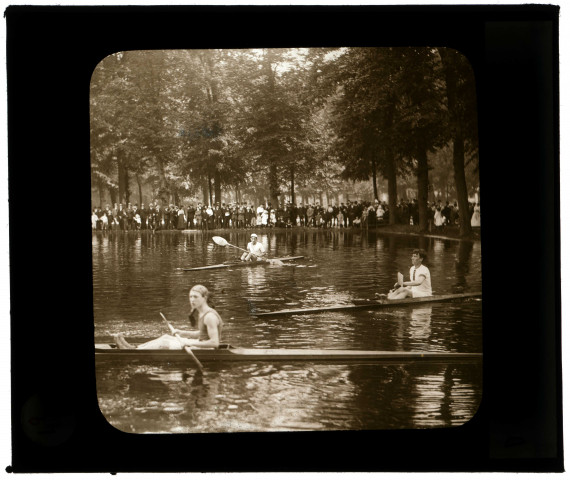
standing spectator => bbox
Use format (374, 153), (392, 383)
(139, 203), (148, 230)
(101, 210), (109, 231)
(434, 207), (445, 231)
(471, 204), (481, 227)
(451, 202), (459, 225)
(315, 206), (323, 227)
(111, 203), (119, 230)
(347, 201), (355, 227)
(156, 204), (165, 230)
(206, 205), (214, 229)
(298, 203), (306, 226)
(247, 205), (255, 227)
(195, 204), (204, 230)
(256, 205), (264, 226)
(186, 204), (195, 229)
(91, 209), (99, 230)
(118, 204), (128, 230)
(442, 201), (451, 226)
(306, 204), (314, 227)
(176, 206), (186, 230)
(337, 204), (345, 228)
(375, 202), (384, 224)
(237, 204), (246, 229)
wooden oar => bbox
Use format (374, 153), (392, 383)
(160, 312), (203, 371)
(212, 236), (284, 265)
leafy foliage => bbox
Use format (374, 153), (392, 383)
(90, 47), (479, 218)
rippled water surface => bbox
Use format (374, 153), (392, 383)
(93, 229), (482, 433)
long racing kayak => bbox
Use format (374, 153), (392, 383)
(182, 256), (304, 271)
(252, 292), (482, 317)
(95, 343), (482, 363)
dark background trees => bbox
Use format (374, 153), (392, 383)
(90, 47), (480, 233)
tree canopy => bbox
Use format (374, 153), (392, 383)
(90, 47), (479, 232)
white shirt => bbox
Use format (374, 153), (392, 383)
(410, 264), (432, 297)
(247, 241), (265, 257)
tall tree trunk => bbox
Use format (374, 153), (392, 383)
(118, 156), (130, 205)
(440, 48), (473, 237)
(117, 154), (125, 204)
(385, 150), (398, 225)
(207, 174), (213, 206)
(98, 178), (104, 207)
(452, 135), (472, 236)
(416, 148), (430, 232)
(290, 165), (295, 205)
(124, 168), (130, 204)
(269, 163), (279, 208)
(136, 173), (143, 206)
(371, 158), (378, 200)
(201, 179), (209, 205)
(214, 171), (222, 204)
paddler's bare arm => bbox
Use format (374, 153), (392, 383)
(175, 313), (220, 348)
(172, 328), (200, 339)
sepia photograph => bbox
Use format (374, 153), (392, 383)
(91, 47), (482, 434)
(7, 3), (561, 474)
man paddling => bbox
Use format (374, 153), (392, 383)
(240, 233), (266, 262)
(114, 285), (223, 350)
(387, 249), (432, 299)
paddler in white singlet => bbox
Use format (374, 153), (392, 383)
(387, 249), (432, 300)
(240, 233), (266, 262)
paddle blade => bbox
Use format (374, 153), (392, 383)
(212, 236), (229, 247)
(398, 272), (404, 286)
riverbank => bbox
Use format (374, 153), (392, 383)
(373, 223), (481, 241)
(97, 224), (480, 241)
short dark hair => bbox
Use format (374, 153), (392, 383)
(412, 248), (427, 261)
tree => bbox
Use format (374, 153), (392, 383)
(439, 48), (479, 237)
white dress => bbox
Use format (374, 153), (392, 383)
(434, 210), (444, 227)
(471, 206), (481, 227)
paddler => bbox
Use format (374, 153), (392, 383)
(387, 249), (433, 299)
(240, 233), (266, 262)
(114, 285), (223, 350)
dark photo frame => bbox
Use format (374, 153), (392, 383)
(6, 4), (561, 473)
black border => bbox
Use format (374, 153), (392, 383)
(6, 5), (561, 473)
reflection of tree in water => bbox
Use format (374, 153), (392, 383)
(411, 364), (482, 428)
(346, 363), (481, 429)
(453, 240), (473, 292)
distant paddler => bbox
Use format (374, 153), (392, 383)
(240, 233), (267, 262)
(387, 249), (432, 300)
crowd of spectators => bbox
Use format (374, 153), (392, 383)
(91, 198), (480, 231)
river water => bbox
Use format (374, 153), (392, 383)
(93, 228), (482, 433)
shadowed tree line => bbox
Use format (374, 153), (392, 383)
(90, 47), (479, 237)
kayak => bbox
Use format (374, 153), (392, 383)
(95, 343), (482, 363)
(182, 256), (304, 271)
(252, 292), (482, 316)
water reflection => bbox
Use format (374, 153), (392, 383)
(409, 306), (433, 344)
(98, 360), (482, 433)
(94, 229), (482, 433)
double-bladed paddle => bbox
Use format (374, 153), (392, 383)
(212, 236), (249, 253)
(160, 312), (203, 371)
(212, 236), (284, 265)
